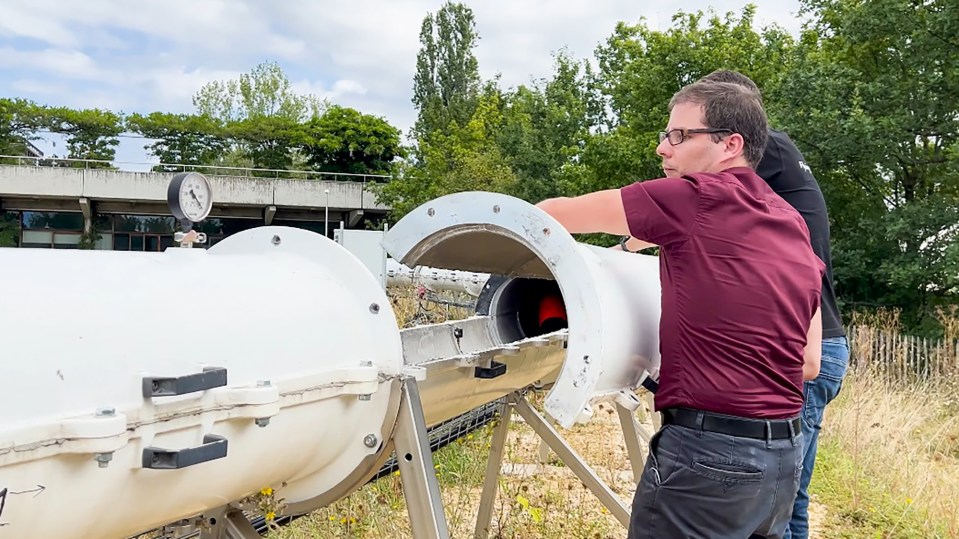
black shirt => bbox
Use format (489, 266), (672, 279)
(757, 129), (845, 338)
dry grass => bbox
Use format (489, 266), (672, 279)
(811, 370), (959, 538)
(266, 391), (639, 538)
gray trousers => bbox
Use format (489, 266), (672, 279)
(628, 421), (803, 539)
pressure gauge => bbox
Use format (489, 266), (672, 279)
(167, 172), (213, 223)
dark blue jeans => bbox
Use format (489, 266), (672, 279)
(629, 418), (803, 538)
(785, 336), (850, 539)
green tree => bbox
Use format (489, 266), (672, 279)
(193, 61), (324, 172)
(0, 98), (46, 159)
(300, 105), (403, 176)
(497, 51), (602, 203)
(769, 0), (959, 331)
(45, 107), (123, 168)
(125, 112), (228, 172)
(412, 1), (481, 142)
(377, 87), (516, 219)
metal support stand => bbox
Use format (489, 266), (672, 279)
(474, 399), (514, 539)
(394, 377), (451, 539)
(473, 392), (631, 538)
(197, 507), (261, 539)
(616, 402), (651, 483)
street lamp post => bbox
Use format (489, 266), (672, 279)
(324, 189), (330, 238)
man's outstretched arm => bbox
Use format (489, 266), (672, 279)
(535, 189), (630, 236)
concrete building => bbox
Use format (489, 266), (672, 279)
(0, 165), (390, 250)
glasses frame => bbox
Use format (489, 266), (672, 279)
(658, 128), (733, 146)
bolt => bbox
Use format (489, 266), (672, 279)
(369, 303), (380, 314)
(427, 208), (435, 217)
(359, 360), (373, 367)
(95, 452), (113, 468)
(543, 227), (551, 236)
(363, 434), (379, 448)
(453, 328), (464, 339)
(271, 235), (281, 245)
(257, 380), (272, 387)
(255, 418), (270, 428)
(358, 394), (372, 401)
(493, 205), (501, 213)
(96, 407), (115, 417)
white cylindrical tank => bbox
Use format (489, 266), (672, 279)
(382, 192), (662, 428)
(0, 226), (403, 539)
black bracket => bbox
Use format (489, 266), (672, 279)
(474, 361), (507, 379)
(142, 367), (227, 398)
(142, 434), (228, 470)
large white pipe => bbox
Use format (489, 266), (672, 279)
(0, 227), (403, 539)
(383, 191), (662, 428)
(0, 192), (663, 538)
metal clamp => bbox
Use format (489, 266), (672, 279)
(142, 434), (228, 469)
(142, 367), (227, 398)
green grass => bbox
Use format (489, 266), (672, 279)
(810, 438), (952, 538)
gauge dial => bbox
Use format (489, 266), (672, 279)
(167, 172), (213, 223)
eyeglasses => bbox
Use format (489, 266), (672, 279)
(658, 128), (733, 146)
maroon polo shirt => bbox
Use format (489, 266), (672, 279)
(621, 166), (825, 419)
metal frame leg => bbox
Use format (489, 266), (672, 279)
(642, 391), (661, 429)
(197, 507), (261, 539)
(474, 398), (514, 539)
(394, 377), (451, 539)
(616, 402), (650, 483)
(513, 397), (631, 528)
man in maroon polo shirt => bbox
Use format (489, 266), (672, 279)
(535, 80), (824, 538)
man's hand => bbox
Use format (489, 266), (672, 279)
(535, 190), (631, 235)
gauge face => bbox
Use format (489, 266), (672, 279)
(168, 172), (213, 222)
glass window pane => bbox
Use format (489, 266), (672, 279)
(114, 233), (130, 251)
(96, 233), (113, 250)
(131, 235), (144, 251)
(113, 215), (176, 233)
(22, 230), (53, 244)
(160, 235), (175, 250)
(54, 233), (81, 245)
(146, 236), (160, 251)
(22, 212), (84, 231)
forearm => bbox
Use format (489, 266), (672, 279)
(535, 190), (630, 235)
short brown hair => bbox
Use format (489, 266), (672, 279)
(669, 80), (768, 168)
(701, 69), (761, 97)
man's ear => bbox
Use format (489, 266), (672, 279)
(725, 133), (746, 160)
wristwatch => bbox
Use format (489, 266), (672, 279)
(619, 236), (639, 253)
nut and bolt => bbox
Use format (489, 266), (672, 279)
(358, 394), (372, 401)
(369, 303), (380, 314)
(363, 434), (379, 448)
(96, 407), (115, 417)
(271, 235), (281, 245)
(95, 452), (113, 468)
(255, 417), (270, 428)
(257, 380), (272, 387)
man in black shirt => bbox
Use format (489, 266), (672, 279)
(701, 70), (850, 539)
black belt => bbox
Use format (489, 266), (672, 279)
(662, 408), (800, 440)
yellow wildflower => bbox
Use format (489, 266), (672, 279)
(260, 487), (273, 496)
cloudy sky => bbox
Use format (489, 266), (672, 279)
(0, 0), (806, 170)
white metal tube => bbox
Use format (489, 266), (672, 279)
(382, 191), (662, 428)
(0, 226), (403, 539)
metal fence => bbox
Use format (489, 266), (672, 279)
(846, 325), (959, 382)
